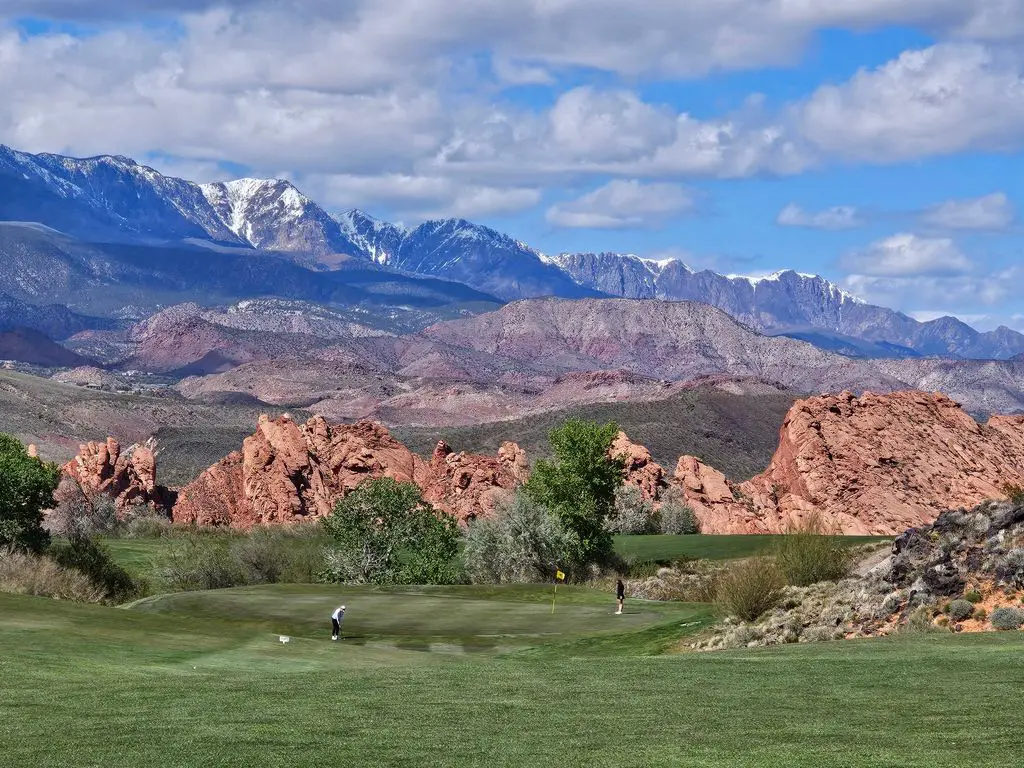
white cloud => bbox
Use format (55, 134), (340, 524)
(795, 44), (1024, 163)
(777, 203), (864, 230)
(304, 173), (541, 221)
(843, 271), (1018, 312)
(919, 192), (1015, 230)
(546, 180), (696, 229)
(841, 233), (972, 277)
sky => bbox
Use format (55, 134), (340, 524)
(2, 1), (1023, 330)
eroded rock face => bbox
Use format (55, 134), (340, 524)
(612, 431), (666, 501)
(172, 416), (526, 528)
(675, 391), (1024, 535)
(62, 437), (171, 513)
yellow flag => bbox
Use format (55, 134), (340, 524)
(555, 570), (565, 582)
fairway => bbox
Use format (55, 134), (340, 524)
(4, 591), (1024, 767)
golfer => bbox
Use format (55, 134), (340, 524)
(331, 604), (346, 640)
(615, 579), (625, 615)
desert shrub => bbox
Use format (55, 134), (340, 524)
(898, 605), (942, 635)
(45, 479), (121, 539)
(120, 508), (174, 539)
(990, 607), (1024, 630)
(936, 615), (949, 628)
(964, 590), (983, 603)
(948, 598), (975, 622)
(50, 535), (144, 603)
(658, 490), (700, 535)
(321, 478), (461, 585)
(714, 556), (785, 621)
(604, 485), (657, 534)
(975, 608), (988, 622)
(464, 492), (573, 583)
(772, 511), (851, 587)
(0, 547), (105, 603)
(156, 535), (244, 591)
(1003, 483), (1024, 505)
(0, 434), (61, 553)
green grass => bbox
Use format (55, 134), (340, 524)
(393, 386), (798, 481)
(3, 589), (1023, 767)
(615, 534), (890, 563)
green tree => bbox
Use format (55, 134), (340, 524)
(0, 434), (60, 553)
(524, 419), (625, 577)
(320, 477), (461, 584)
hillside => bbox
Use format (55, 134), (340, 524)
(392, 383), (798, 481)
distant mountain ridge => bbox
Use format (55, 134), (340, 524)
(1, 144), (1022, 359)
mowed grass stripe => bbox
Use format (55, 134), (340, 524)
(3, 593), (1023, 767)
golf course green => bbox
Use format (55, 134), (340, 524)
(3, 583), (1023, 767)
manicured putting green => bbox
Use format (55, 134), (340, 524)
(127, 583), (700, 648)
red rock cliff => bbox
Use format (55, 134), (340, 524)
(672, 391), (1024, 534)
(62, 437), (171, 513)
(172, 415), (526, 528)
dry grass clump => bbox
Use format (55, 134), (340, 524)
(0, 548), (105, 603)
(714, 556), (785, 621)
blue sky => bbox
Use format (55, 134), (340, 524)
(2, 2), (1023, 329)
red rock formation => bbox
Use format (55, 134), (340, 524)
(172, 416), (526, 528)
(62, 437), (171, 513)
(611, 431), (666, 501)
(420, 441), (520, 523)
(673, 391), (1024, 535)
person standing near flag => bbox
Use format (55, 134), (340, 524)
(615, 579), (625, 615)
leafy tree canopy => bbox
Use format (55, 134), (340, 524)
(0, 434), (60, 553)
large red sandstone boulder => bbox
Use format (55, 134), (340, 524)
(680, 391), (1024, 535)
(172, 416), (526, 528)
(421, 441), (521, 523)
(62, 437), (170, 513)
(611, 431), (666, 501)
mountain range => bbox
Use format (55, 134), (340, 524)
(1, 143), (1022, 361)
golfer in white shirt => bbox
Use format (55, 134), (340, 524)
(331, 605), (346, 641)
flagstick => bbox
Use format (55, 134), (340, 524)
(551, 582), (557, 614)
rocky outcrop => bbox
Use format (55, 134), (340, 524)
(172, 415), (526, 528)
(62, 437), (171, 513)
(692, 499), (1024, 651)
(612, 431), (666, 501)
(421, 441), (520, 523)
(673, 391), (1024, 535)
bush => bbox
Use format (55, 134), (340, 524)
(0, 547), (105, 602)
(975, 607), (988, 622)
(771, 512), (851, 587)
(948, 598), (975, 622)
(604, 485), (657, 535)
(119, 506), (174, 538)
(1003, 484), (1024, 505)
(464, 493), (572, 583)
(714, 557), (785, 621)
(990, 607), (1024, 630)
(46, 479), (121, 539)
(50, 535), (144, 603)
(321, 478), (461, 585)
(964, 590), (983, 603)
(0, 434), (61, 553)
(658, 489), (700, 535)
(898, 605), (941, 635)
(157, 534), (243, 591)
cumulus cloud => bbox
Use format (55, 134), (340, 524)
(777, 203), (864, 230)
(919, 192), (1015, 230)
(303, 174), (541, 221)
(795, 44), (1024, 163)
(841, 233), (972, 277)
(546, 180), (696, 229)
